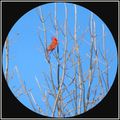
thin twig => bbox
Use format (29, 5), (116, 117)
(35, 75), (52, 113)
(15, 66), (36, 111)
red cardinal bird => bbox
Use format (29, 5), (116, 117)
(47, 37), (58, 55)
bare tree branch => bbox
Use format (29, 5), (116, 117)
(35, 75), (52, 113)
(74, 5), (85, 113)
(15, 66), (36, 111)
(102, 24), (109, 91)
(5, 37), (9, 83)
(52, 3), (68, 117)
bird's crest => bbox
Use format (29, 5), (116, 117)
(52, 37), (57, 42)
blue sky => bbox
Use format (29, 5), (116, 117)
(3, 3), (117, 117)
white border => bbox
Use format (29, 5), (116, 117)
(0, 3), (1, 119)
(0, 0), (120, 2)
(1, 0), (119, 120)
(117, 1), (119, 119)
